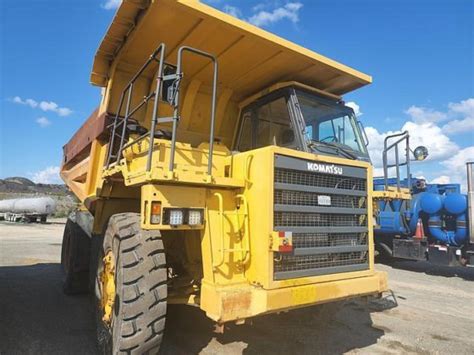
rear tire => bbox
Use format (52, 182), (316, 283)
(61, 218), (91, 294)
(96, 213), (167, 355)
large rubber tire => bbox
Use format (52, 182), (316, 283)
(96, 213), (167, 355)
(61, 218), (91, 294)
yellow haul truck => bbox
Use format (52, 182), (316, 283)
(60, 0), (387, 353)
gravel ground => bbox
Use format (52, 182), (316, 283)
(1, 221), (473, 354)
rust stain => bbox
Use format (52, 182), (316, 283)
(222, 291), (252, 314)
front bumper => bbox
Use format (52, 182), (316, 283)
(200, 271), (388, 322)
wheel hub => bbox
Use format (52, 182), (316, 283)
(100, 250), (116, 324)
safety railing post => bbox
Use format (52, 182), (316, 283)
(146, 44), (166, 172)
(382, 130), (410, 192)
(169, 46), (218, 177)
(117, 84), (134, 164)
(105, 43), (167, 169)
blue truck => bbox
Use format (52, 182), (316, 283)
(372, 131), (474, 267)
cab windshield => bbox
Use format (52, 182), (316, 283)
(235, 87), (369, 161)
(297, 91), (368, 157)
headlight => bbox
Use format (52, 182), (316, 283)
(163, 208), (204, 226)
(188, 209), (203, 226)
(169, 209), (184, 225)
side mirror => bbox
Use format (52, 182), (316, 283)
(413, 146), (429, 161)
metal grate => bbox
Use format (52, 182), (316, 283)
(274, 212), (367, 227)
(274, 190), (366, 209)
(274, 251), (368, 273)
(275, 168), (366, 191)
(292, 233), (367, 249)
(273, 156), (369, 280)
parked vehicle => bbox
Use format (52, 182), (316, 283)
(60, 1), (388, 353)
(0, 197), (56, 223)
(373, 131), (473, 266)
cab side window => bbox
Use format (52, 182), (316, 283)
(237, 96), (295, 151)
(237, 112), (252, 151)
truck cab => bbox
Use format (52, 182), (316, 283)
(234, 82), (370, 162)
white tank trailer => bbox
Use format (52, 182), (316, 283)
(0, 197), (57, 223)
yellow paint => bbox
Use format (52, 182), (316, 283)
(61, 0), (389, 325)
(101, 250), (115, 324)
(239, 81), (341, 109)
(201, 271), (387, 322)
(373, 187), (412, 201)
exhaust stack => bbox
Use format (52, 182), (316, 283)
(467, 162), (474, 244)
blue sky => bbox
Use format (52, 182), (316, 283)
(1, 0), (473, 188)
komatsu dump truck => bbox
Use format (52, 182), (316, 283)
(60, 0), (388, 353)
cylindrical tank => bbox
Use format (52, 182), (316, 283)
(0, 197), (57, 215)
(420, 193), (443, 214)
(443, 193), (467, 215)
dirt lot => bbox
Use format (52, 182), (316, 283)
(1, 221), (473, 354)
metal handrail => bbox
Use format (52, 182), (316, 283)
(146, 44), (166, 171)
(213, 192), (225, 269)
(105, 44), (219, 180)
(169, 46), (218, 176)
(382, 131), (411, 191)
(105, 43), (166, 169)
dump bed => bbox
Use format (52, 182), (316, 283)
(92, 0), (371, 98)
(62, 0), (373, 206)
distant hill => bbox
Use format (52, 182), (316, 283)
(0, 177), (70, 196)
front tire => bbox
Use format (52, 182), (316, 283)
(96, 213), (167, 355)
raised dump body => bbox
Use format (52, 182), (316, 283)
(60, 1), (387, 353)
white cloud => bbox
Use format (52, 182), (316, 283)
(31, 166), (61, 184)
(220, 2), (303, 28)
(441, 146), (474, 172)
(252, 3), (267, 12)
(439, 146), (474, 192)
(248, 2), (303, 27)
(402, 121), (459, 160)
(223, 5), (242, 18)
(442, 117), (474, 134)
(102, 0), (121, 10)
(442, 98), (474, 134)
(39, 101), (58, 112)
(353, 99), (473, 190)
(36, 117), (51, 127)
(365, 119), (459, 175)
(405, 105), (447, 123)
(431, 175), (451, 184)
(405, 98), (474, 135)
(12, 96), (38, 108)
(11, 96), (73, 116)
(365, 98), (473, 168)
(346, 101), (362, 116)
(448, 98), (474, 116)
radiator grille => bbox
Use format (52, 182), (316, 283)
(274, 212), (366, 227)
(274, 251), (368, 273)
(273, 156), (369, 280)
(275, 168), (366, 191)
(275, 190), (366, 209)
(292, 233), (367, 249)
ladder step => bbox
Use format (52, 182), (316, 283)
(163, 73), (181, 81)
(157, 117), (176, 124)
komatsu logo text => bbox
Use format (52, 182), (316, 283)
(307, 162), (343, 175)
